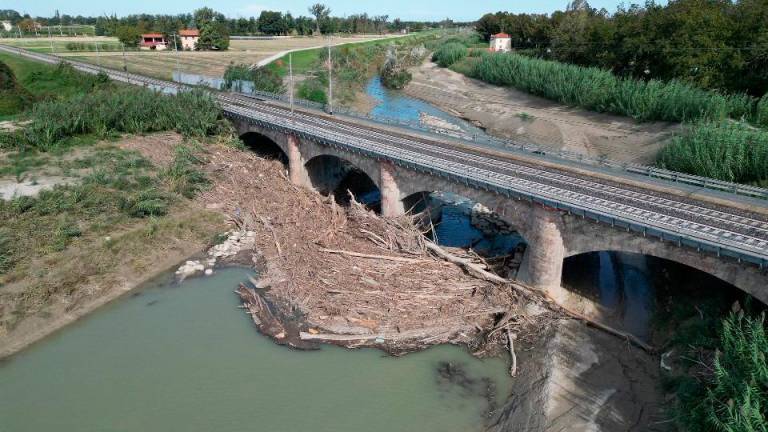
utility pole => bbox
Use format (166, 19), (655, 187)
(327, 36), (333, 114)
(47, 26), (54, 53)
(121, 42), (127, 72)
(289, 52), (294, 113)
(172, 33), (180, 79)
(95, 40), (101, 67)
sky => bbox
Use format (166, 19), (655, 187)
(4, 0), (651, 21)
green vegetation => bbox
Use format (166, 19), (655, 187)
(456, 51), (755, 123)
(380, 63), (412, 90)
(222, 64), (284, 94)
(0, 60), (32, 117)
(431, 42), (468, 68)
(657, 122), (768, 185)
(0, 54), (114, 101)
(666, 311), (768, 431)
(8, 87), (223, 152)
(269, 32), (436, 106)
(163, 144), (211, 198)
(475, 0), (768, 97)
(757, 95), (768, 128)
(0, 52), (227, 332)
(297, 79), (328, 104)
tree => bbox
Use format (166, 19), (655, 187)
(114, 25), (141, 47)
(193, 7), (225, 28)
(308, 3), (330, 34)
(476, 13), (501, 41)
(198, 22), (229, 50)
(258, 11), (287, 35)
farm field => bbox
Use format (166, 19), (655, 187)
(0, 35), (400, 80)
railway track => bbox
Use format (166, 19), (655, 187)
(3, 45), (768, 267)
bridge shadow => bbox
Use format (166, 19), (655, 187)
(304, 155), (381, 212)
(240, 132), (288, 165)
(561, 251), (750, 342)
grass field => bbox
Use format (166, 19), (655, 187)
(2, 35), (399, 80)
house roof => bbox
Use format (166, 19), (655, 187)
(179, 29), (199, 37)
(141, 33), (165, 38)
(491, 33), (511, 39)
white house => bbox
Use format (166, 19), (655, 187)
(489, 33), (512, 53)
(1, 21), (13, 32)
(179, 29), (200, 50)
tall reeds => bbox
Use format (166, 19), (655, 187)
(19, 88), (223, 151)
(432, 43), (468, 68)
(657, 121), (768, 184)
(465, 52), (756, 123)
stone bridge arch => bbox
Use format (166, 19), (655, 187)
(560, 222), (768, 304)
(234, 122), (291, 160)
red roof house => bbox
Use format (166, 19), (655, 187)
(140, 33), (168, 50)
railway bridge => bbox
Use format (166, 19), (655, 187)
(3, 44), (768, 304)
(231, 117), (768, 304)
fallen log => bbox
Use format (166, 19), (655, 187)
(425, 241), (519, 286)
(319, 248), (423, 263)
(300, 332), (381, 341)
(506, 327), (517, 377)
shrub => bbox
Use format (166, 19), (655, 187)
(163, 145), (210, 198)
(673, 313), (768, 431)
(18, 88), (222, 151)
(297, 80), (327, 104)
(432, 43), (468, 68)
(119, 189), (169, 217)
(0, 59), (32, 115)
(223, 63), (285, 94)
(657, 121), (768, 184)
(757, 93), (768, 127)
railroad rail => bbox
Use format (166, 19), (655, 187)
(2, 44), (767, 269)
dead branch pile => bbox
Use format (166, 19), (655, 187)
(191, 144), (547, 354)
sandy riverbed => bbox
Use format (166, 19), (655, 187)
(403, 60), (680, 164)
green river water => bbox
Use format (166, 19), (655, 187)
(0, 268), (513, 432)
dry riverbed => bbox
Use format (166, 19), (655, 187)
(403, 60), (680, 164)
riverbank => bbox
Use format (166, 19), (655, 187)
(402, 59), (679, 164)
(0, 133), (228, 359)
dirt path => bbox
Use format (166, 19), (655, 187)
(403, 61), (680, 164)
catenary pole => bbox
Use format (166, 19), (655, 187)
(327, 36), (333, 114)
(289, 52), (294, 113)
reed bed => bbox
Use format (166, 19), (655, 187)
(431, 43), (468, 68)
(17, 88), (223, 151)
(657, 121), (768, 184)
(464, 52), (755, 123)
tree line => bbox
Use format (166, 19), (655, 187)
(475, 0), (768, 96)
(0, 4), (450, 41)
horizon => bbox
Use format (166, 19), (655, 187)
(4, 0), (668, 22)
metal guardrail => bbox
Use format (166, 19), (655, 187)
(234, 86), (768, 201)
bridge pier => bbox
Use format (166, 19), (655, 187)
(380, 162), (405, 217)
(287, 134), (309, 188)
(518, 206), (567, 299)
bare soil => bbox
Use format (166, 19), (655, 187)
(404, 60), (681, 164)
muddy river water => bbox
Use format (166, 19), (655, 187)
(0, 268), (513, 432)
